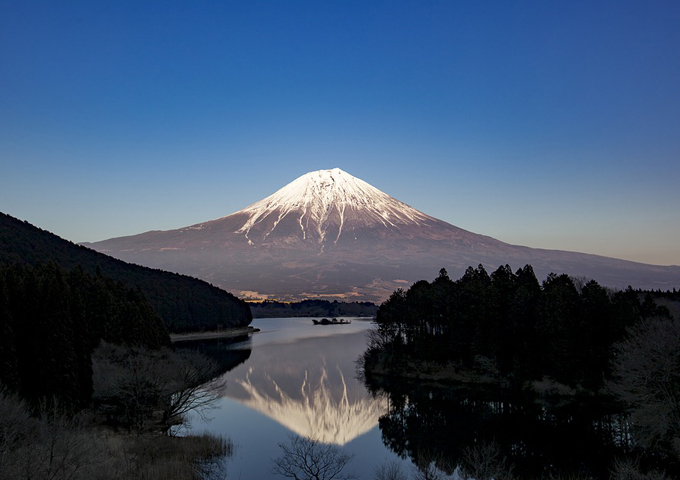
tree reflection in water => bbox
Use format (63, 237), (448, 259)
(174, 335), (253, 377)
(366, 377), (634, 479)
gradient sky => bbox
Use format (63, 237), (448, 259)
(1, 1), (679, 266)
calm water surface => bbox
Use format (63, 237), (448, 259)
(184, 317), (408, 480)
(184, 318), (643, 480)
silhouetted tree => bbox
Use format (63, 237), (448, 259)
(536, 273), (580, 386)
(373, 460), (408, 480)
(455, 265), (491, 367)
(92, 343), (224, 432)
(609, 317), (680, 451)
(272, 435), (356, 480)
(364, 264), (672, 394)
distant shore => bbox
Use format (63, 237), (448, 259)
(170, 326), (259, 343)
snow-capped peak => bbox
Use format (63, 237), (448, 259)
(233, 168), (433, 245)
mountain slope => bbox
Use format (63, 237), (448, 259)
(0, 212), (252, 332)
(86, 168), (680, 301)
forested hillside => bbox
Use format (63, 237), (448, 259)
(364, 265), (673, 392)
(0, 212), (251, 332)
(0, 261), (236, 479)
(0, 262), (169, 407)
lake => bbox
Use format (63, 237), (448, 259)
(182, 317), (409, 480)
(182, 317), (647, 479)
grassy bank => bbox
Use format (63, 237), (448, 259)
(0, 387), (233, 480)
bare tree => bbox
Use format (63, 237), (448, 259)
(411, 452), (456, 480)
(610, 457), (669, 480)
(374, 460), (408, 480)
(272, 435), (356, 480)
(609, 317), (680, 450)
(163, 349), (225, 428)
(0, 397), (116, 480)
(24, 405), (93, 480)
(92, 342), (225, 432)
(410, 462), (450, 480)
(0, 386), (37, 478)
(459, 441), (513, 480)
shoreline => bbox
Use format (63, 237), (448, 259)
(170, 326), (258, 343)
(362, 354), (606, 399)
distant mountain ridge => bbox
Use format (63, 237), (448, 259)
(0, 212), (252, 332)
(85, 168), (680, 302)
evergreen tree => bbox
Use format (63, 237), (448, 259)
(488, 265), (517, 375)
(536, 274), (580, 386)
(0, 262), (170, 408)
(576, 280), (613, 389)
(0, 272), (19, 390)
(366, 264), (672, 393)
(456, 265), (491, 367)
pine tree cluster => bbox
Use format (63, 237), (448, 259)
(0, 262), (169, 409)
(365, 264), (671, 391)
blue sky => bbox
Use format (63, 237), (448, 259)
(1, 1), (679, 266)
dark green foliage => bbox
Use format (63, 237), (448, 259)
(0, 262), (169, 409)
(366, 264), (667, 392)
(535, 273), (580, 385)
(0, 277), (19, 391)
(0, 212), (251, 332)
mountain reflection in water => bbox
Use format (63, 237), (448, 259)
(184, 318), (680, 479)
(199, 318), (389, 448)
(233, 364), (387, 445)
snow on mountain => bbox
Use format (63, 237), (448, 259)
(86, 168), (680, 302)
(198, 168), (436, 248)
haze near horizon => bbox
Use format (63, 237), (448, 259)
(1, 1), (679, 266)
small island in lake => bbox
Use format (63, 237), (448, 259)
(312, 317), (352, 325)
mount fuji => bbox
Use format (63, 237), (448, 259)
(86, 168), (680, 301)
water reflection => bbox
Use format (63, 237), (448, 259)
(189, 319), (659, 478)
(233, 364), (387, 445)
(210, 319), (389, 446)
(174, 334), (253, 376)
(366, 376), (634, 478)
(181, 319), (678, 479)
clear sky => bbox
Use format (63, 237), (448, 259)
(1, 1), (679, 266)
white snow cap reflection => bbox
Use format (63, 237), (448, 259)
(231, 364), (387, 445)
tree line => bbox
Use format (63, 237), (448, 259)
(364, 264), (671, 392)
(0, 212), (252, 332)
(362, 264), (680, 475)
(0, 262), (169, 409)
(249, 299), (377, 318)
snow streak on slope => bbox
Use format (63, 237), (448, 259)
(234, 168), (433, 244)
